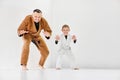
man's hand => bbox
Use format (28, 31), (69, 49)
(43, 31), (50, 37)
(43, 31), (51, 39)
(18, 30), (29, 37)
(19, 30), (28, 35)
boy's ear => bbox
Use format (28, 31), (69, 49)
(68, 28), (70, 31)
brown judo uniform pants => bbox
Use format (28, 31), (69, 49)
(20, 35), (49, 67)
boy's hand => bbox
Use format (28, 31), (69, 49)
(72, 35), (76, 40)
(55, 35), (60, 40)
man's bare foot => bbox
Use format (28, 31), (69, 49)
(21, 65), (28, 70)
(39, 65), (44, 69)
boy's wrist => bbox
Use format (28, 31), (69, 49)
(55, 40), (58, 44)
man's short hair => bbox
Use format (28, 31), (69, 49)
(33, 9), (42, 13)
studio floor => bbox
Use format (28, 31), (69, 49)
(0, 68), (120, 80)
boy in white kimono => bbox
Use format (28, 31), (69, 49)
(55, 24), (78, 70)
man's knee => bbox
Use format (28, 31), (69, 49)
(45, 50), (49, 57)
(42, 50), (49, 58)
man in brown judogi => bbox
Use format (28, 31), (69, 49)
(17, 9), (52, 70)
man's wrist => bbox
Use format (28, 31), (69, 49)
(45, 36), (50, 39)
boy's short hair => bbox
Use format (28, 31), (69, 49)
(62, 24), (70, 30)
(33, 9), (42, 13)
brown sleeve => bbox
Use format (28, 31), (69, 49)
(17, 16), (29, 36)
(41, 17), (52, 36)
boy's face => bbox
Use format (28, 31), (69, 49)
(62, 27), (70, 35)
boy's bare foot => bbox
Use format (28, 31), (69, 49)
(73, 68), (79, 70)
(56, 68), (61, 70)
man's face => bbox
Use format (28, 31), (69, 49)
(62, 27), (70, 35)
(32, 12), (42, 23)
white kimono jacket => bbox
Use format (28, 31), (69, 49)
(56, 34), (76, 68)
